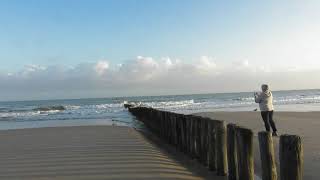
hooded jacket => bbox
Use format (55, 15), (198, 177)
(255, 90), (274, 111)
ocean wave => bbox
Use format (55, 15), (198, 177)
(0, 102), (125, 121)
(0, 107), (9, 112)
(1, 90), (319, 123)
(232, 97), (255, 101)
(62, 103), (127, 114)
(143, 99), (196, 108)
(95, 103), (124, 109)
(0, 111), (42, 119)
(33, 105), (66, 111)
(64, 105), (81, 110)
(274, 95), (320, 104)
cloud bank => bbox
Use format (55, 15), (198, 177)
(1, 56), (320, 101)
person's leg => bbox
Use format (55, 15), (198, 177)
(268, 111), (277, 132)
(261, 111), (270, 132)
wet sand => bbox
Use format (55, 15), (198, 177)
(0, 125), (225, 180)
(195, 111), (320, 180)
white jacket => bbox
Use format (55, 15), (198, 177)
(255, 91), (274, 111)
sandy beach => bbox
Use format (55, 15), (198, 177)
(196, 111), (320, 180)
(0, 125), (225, 180)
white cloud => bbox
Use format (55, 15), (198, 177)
(95, 61), (109, 75)
(196, 56), (217, 73)
(18, 64), (47, 77)
(0, 56), (320, 101)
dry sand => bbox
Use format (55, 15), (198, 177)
(0, 125), (225, 180)
(196, 111), (320, 180)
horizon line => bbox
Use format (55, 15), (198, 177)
(1, 88), (319, 103)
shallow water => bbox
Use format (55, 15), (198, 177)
(0, 89), (319, 130)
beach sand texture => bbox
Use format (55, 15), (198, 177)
(0, 126), (224, 180)
(196, 111), (320, 180)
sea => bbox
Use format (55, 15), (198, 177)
(0, 89), (320, 130)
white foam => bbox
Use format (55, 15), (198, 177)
(95, 103), (123, 109)
(143, 99), (198, 110)
(0, 111), (41, 119)
(65, 105), (81, 110)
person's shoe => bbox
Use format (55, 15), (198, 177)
(272, 132), (278, 136)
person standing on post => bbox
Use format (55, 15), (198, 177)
(254, 84), (278, 136)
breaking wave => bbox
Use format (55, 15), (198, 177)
(33, 105), (66, 111)
(143, 99), (197, 109)
(0, 89), (319, 123)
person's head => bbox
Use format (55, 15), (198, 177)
(261, 84), (269, 92)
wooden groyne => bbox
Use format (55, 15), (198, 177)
(129, 106), (304, 180)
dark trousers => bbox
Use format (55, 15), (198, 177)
(261, 111), (277, 132)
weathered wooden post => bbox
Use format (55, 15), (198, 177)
(161, 110), (166, 139)
(152, 109), (156, 131)
(216, 120), (228, 176)
(189, 115), (197, 158)
(168, 112), (175, 145)
(159, 111), (163, 137)
(189, 117), (194, 155)
(159, 111), (165, 138)
(258, 131), (277, 180)
(171, 113), (180, 147)
(198, 118), (203, 162)
(164, 111), (169, 142)
(236, 127), (254, 180)
(208, 120), (217, 171)
(280, 135), (303, 180)
(167, 112), (171, 143)
(171, 113), (177, 146)
(154, 110), (159, 135)
(167, 112), (172, 144)
(176, 114), (182, 151)
(227, 123), (238, 180)
(181, 115), (187, 153)
(195, 117), (201, 160)
(178, 114), (184, 152)
(205, 119), (210, 165)
(198, 118), (208, 165)
(186, 116), (191, 155)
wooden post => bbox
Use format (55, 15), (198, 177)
(159, 111), (164, 138)
(280, 135), (303, 180)
(180, 116), (185, 152)
(193, 116), (201, 159)
(184, 116), (188, 153)
(177, 115), (182, 151)
(208, 120), (217, 171)
(198, 118), (203, 162)
(164, 112), (170, 143)
(199, 118), (208, 165)
(173, 113), (176, 145)
(227, 124), (238, 180)
(189, 115), (197, 158)
(169, 113), (174, 145)
(171, 114), (179, 146)
(216, 120), (228, 176)
(236, 127), (254, 180)
(181, 115), (187, 153)
(186, 116), (191, 155)
(258, 131), (277, 180)
(205, 119), (209, 165)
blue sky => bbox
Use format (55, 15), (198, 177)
(1, 0), (318, 69)
(1, 0), (320, 100)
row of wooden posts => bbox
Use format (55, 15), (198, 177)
(128, 106), (303, 180)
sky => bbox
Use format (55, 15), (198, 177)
(1, 0), (320, 101)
